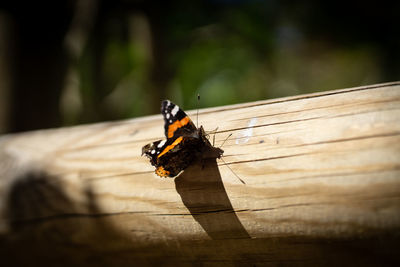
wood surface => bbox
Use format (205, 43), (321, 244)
(0, 82), (399, 266)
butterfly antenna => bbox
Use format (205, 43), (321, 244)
(220, 133), (232, 148)
(220, 157), (246, 184)
(196, 94), (200, 128)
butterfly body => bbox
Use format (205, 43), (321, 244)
(142, 100), (223, 177)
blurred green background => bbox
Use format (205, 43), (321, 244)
(0, 0), (399, 134)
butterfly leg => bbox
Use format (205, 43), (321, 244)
(206, 127), (219, 146)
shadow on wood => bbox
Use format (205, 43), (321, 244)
(0, 171), (131, 267)
(175, 157), (250, 240)
(1, 168), (399, 266)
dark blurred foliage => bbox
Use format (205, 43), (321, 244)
(0, 0), (399, 133)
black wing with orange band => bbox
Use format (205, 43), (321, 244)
(161, 100), (197, 139)
(142, 100), (200, 178)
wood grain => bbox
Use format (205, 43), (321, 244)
(1, 82), (399, 266)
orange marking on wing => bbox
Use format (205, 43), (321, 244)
(167, 116), (191, 138)
(157, 136), (183, 159)
(155, 166), (170, 177)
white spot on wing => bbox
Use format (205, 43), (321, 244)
(151, 149), (156, 154)
(171, 105), (179, 116)
(157, 140), (166, 148)
(166, 113), (170, 119)
(236, 118), (257, 144)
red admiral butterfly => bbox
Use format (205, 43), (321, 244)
(142, 100), (223, 177)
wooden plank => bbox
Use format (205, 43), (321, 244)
(0, 82), (399, 266)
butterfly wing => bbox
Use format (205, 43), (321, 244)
(142, 100), (200, 178)
(142, 139), (169, 166)
(161, 100), (197, 139)
(142, 136), (187, 177)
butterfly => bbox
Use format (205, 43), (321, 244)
(142, 100), (223, 177)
